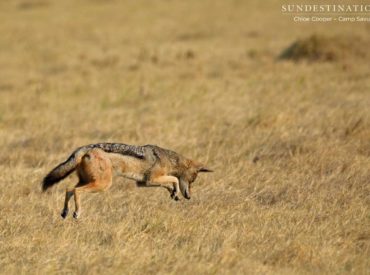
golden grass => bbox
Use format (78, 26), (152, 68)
(0, 0), (369, 274)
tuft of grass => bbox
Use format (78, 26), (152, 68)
(279, 34), (369, 62)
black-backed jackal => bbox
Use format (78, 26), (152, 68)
(42, 143), (212, 219)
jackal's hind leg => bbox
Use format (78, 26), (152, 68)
(61, 188), (74, 219)
(73, 183), (103, 219)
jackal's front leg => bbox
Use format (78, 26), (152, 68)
(137, 180), (174, 197)
(150, 175), (180, 201)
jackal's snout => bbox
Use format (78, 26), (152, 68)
(180, 179), (191, 199)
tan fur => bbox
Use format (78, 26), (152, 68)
(44, 143), (212, 219)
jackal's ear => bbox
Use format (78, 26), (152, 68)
(189, 160), (213, 172)
(198, 167), (213, 173)
(193, 161), (213, 172)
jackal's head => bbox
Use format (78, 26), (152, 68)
(179, 160), (213, 199)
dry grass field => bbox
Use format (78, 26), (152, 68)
(0, 0), (369, 274)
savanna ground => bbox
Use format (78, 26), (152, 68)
(0, 0), (369, 274)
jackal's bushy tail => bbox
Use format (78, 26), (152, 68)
(42, 143), (144, 191)
(42, 153), (79, 192)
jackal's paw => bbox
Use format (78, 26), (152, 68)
(136, 181), (146, 187)
(170, 191), (180, 201)
(61, 209), (69, 219)
(73, 211), (79, 219)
